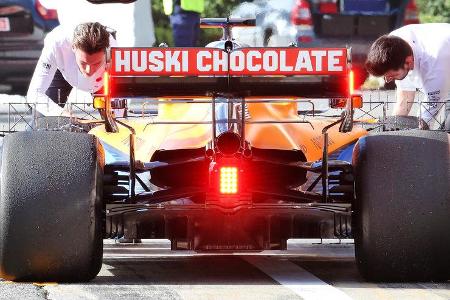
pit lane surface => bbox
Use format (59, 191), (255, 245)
(0, 240), (449, 300)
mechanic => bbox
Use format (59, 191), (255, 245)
(163, 0), (204, 47)
(26, 22), (116, 116)
(365, 23), (450, 129)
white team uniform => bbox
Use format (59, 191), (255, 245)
(26, 25), (116, 116)
(391, 23), (450, 124)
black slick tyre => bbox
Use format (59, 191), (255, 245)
(353, 130), (450, 282)
(383, 115), (424, 131)
(0, 131), (103, 282)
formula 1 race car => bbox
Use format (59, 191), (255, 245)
(0, 18), (448, 283)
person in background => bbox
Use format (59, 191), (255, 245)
(26, 22), (115, 116)
(365, 23), (450, 129)
(37, 0), (156, 105)
(163, 0), (204, 47)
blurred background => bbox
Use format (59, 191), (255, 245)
(153, 0), (449, 89)
(152, 0), (449, 45)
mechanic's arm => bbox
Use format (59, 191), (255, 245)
(26, 42), (67, 116)
(393, 89), (416, 116)
(421, 74), (449, 123)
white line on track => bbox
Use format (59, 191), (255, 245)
(243, 256), (351, 300)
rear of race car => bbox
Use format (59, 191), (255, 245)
(94, 27), (449, 281)
(92, 21), (366, 252)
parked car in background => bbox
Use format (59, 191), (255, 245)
(0, 0), (59, 94)
(232, 0), (420, 88)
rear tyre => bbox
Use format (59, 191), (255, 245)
(353, 130), (450, 282)
(383, 115), (427, 131)
(0, 131), (103, 282)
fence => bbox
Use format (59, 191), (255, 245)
(0, 90), (446, 135)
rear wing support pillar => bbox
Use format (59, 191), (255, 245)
(321, 117), (344, 203)
(116, 119), (136, 200)
(211, 95), (217, 148)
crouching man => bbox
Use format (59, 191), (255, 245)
(365, 23), (450, 129)
(27, 22), (116, 117)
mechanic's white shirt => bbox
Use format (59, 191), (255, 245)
(391, 23), (450, 123)
(26, 25), (116, 116)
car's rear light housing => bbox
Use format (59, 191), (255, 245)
(206, 163), (250, 208)
(291, 0), (313, 25)
(318, 0), (338, 14)
(35, 0), (58, 20)
(220, 166), (238, 194)
(103, 71), (110, 95)
(349, 69), (355, 95)
(93, 72), (110, 109)
(329, 69), (363, 109)
(0, 6), (25, 16)
(329, 95), (363, 109)
(93, 97), (105, 109)
(403, 0), (420, 24)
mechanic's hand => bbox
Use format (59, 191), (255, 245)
(70, 117), (85, 125)
(418, 118), (430, 130)
(135, 160), (146, 170)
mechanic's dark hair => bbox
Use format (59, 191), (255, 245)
(72, 22), (110, 54)
(365, 35), (413, 76)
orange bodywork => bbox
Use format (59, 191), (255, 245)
(246, 101), (367, 161)
(90, 99), (368, 162)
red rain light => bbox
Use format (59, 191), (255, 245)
(103, 71), (110, 96)
(220, 167), (238, 194)
(349, 70), (354, 95)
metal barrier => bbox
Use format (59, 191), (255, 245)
(0, 90), (447, 135)
(0, 102), (99, 135)
(354, 90), (447, 130)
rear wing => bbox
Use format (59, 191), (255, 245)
(108, 47), (353, 99)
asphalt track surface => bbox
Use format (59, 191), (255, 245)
(0, 240), (449, 300)
(0, 91), (449, 299)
